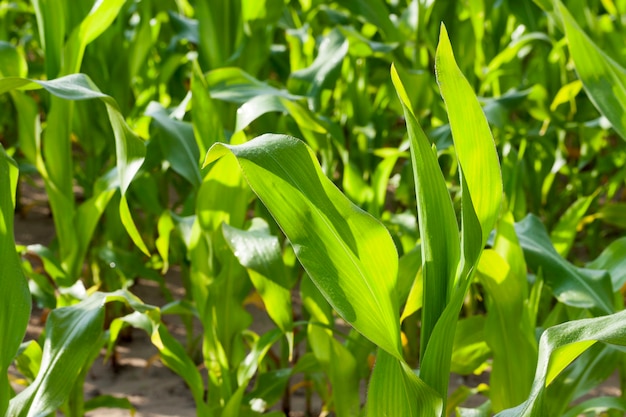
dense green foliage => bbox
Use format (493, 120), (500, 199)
(2, 0), (626, 416)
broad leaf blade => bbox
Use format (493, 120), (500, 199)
(206, 134), (402, 358)
(496, 309), (626, 416)
(146, 102), (202, 189)
(223, 220), (293, 335)
(0, 147), (31, 416)
(515, 214), (614, 314)
(556, 0), (626, 141)
(435, 24), (502, 247)
(587, 236), (626, 291)
(366, 349), (442, 416)
(550, 193), (596, 257)
(390, 63), (460, 359)
(482, 212), (537, 412)
(7, 295), (107, 417)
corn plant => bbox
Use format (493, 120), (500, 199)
(4, 0), (626, 416)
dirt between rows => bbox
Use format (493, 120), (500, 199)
(10, 181), (621, 417)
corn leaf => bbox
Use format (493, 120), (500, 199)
(0, 74), (148, 256)
(107, 308), (209, 415)
(515, 214), (614, 314)
(62, 0), (126, 74)
(555, 0), (626, 141)
(477, 249), (536, 411)
(32, 0), (64, 78)
(390, 63), (459, 359)
(146, 102), (202, 189)
(545, 343), (621, 416)
(335, 0), (401, 42)
(495, 309), (626, 416)
(290, 29), (348, 103)
(308, 324), (360, 417)
(435, 24), (502, 249)
(0, 147), (31, 416)
(366, 349), (443, 416)
(587, 236), (626, 291)
(478, 212), (536, 412)
(207, 67), (300, 104)
(206, 134), (403, 359)
(417, 24), (502, 408)
(223, 220), (294, 337)
(191, 61), (225, 157)
(7, 295), (107, 416)
(550, 193), (596, 257)
(561, 397), (626, 417)
(449, 316), (490, 375)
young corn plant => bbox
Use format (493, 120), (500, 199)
(5, 1), (626, 416)
(206, 23), (626, 416)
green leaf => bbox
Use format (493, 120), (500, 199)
(290, 29), (348, 106)
(515, 214), (614, 314)
(308, 324), (360, 417)
(435, 24), (502, 248)
(334, 0), (401, 42)
(481, 212), (537, 412)
(587, 236), (626, 291)
(595, 203), (626, 229)
(366, 349), (443, 416)
(495, 309), (626, 416)
(390, 63), (459, 359)
(234, 94), (327, 137)
(236, 329), (283, 387)
(413, 24), (503, 409)
(206, 134), (402, 359)
(32, 0), (65, 78)
(556, 0), (626, 141)
(449, 316), (490, 375)
(550, 193), (596, 257)
(191, 61), (225, 156)
(545, 343), (621, 416)
(0, 74), (144, 194)
(0, 147), (31, 416)
(15, 341), (43, 384)
(62, 0), (126, 74)
(561, 396), (626, 417)
(196, 0), (240, 70)
(146, 102), (202, 188)
(0, 74), (148, 258)
(477, 249), (536, 411)
(223, 220), (293, 336)
(0, 42), (27, 78)
(7, 295), (107, 417)
(207, 67), (300, 104)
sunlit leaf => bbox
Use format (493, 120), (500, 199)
(496, 309), (626, 416)
(556, 0), (626, 141)
(206, 134), (403, 359)
(367, 350), (442, 416)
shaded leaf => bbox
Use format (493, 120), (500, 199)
(0, 147), (31, 416)
(515, 214), (613, 314)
